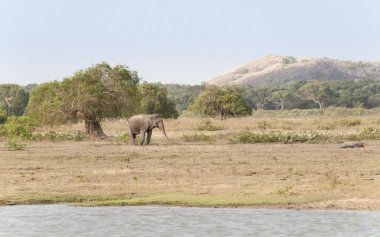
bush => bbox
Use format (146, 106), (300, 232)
(230, 130), (327, 144)
(0, 116), (36, 139)
(119, 133), (131, 143)
(194, 120), (221, 131)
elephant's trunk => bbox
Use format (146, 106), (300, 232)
(159, 121), (170, 142)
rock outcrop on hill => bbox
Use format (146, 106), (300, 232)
(208, 55), (380, 86)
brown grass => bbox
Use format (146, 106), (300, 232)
(1, 115), (380, 209)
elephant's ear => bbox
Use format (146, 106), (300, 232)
(145, 116), (153, 126)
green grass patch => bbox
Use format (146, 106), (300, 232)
(0, 193), (123, 205)
(81, 192), (326, 208)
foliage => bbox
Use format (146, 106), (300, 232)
(238, 80), (380, 110)
(0, 116), (36, 139)
(230, 130), (327, 144)
(190, 86), (252, 119)
(231, 127), (380, 144)
(194, 119), (222, 131)
(0, 109), (6, 124)
(25, 81), (65, 125)
(296, 81), (333, 109)
(138, 83), (179, 118)
(282, 56), (297, 64)
(269, 89), (290, 110)
(0, 84), (29, 116)
(26, 63), (140, 137)
(0, 116), (35, 151)
(251, 107), (380, 118)
(27, 63), (140, 125)
(164, 84), (203, 113)
(241, 86), (275, 110)
(119, 133), (131, 143)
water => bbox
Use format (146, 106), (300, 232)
(0, 205), (380, 237)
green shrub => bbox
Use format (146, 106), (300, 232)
(0, 116), (36, 139)
(194, 120), (221, 131)
(230, 130), (327, 144)
(119, 133), (131, 143)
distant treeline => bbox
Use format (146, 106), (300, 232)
(1, 79), (380, 121)
(240, 79), (380, 110)
(164, 79), (380, 112)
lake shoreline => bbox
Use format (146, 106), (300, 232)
(1, 198), (380, 211)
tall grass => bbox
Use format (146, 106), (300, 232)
(230, 127), (380, 144)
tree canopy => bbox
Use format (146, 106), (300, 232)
(296, 81), (333, 109)
(138, 83), (179, 118)
(27, 63), (140, 137)
(163, 84), (204, 113)
(190, 86), (252, 119)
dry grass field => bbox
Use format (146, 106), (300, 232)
(1, 113), (380, 210)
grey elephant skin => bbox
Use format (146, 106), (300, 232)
(127, 114), (170, 145)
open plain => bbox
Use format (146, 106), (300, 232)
(1, 113), (380, 210)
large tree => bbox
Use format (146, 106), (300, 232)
(27, 63), (140, 138)
(138, 83), (179, 118)
(296, 81), (332, 109)
(190, 86), (251, 120)
(270, 89), (290, 110)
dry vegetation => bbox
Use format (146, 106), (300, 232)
(1, 112), (380, 210)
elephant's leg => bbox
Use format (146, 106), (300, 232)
(147, 130), (153, 145)
(132, 134), (137, 145)
(140, 131), (146, 145)
(128, 129), (135, 145)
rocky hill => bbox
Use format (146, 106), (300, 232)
(208, 55), (380, 86)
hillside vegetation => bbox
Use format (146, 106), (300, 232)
(208, 55), (380, 86)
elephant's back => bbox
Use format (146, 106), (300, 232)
(128, 114), (148, 132)
(128, 114), (146, 122)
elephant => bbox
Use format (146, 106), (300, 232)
(127, 114), (170, 145)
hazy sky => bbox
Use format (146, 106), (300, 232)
(1, 0), (379, 85)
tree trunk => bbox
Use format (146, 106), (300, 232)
(85, 120), (107, 139)
(317, 101), (324, 110)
